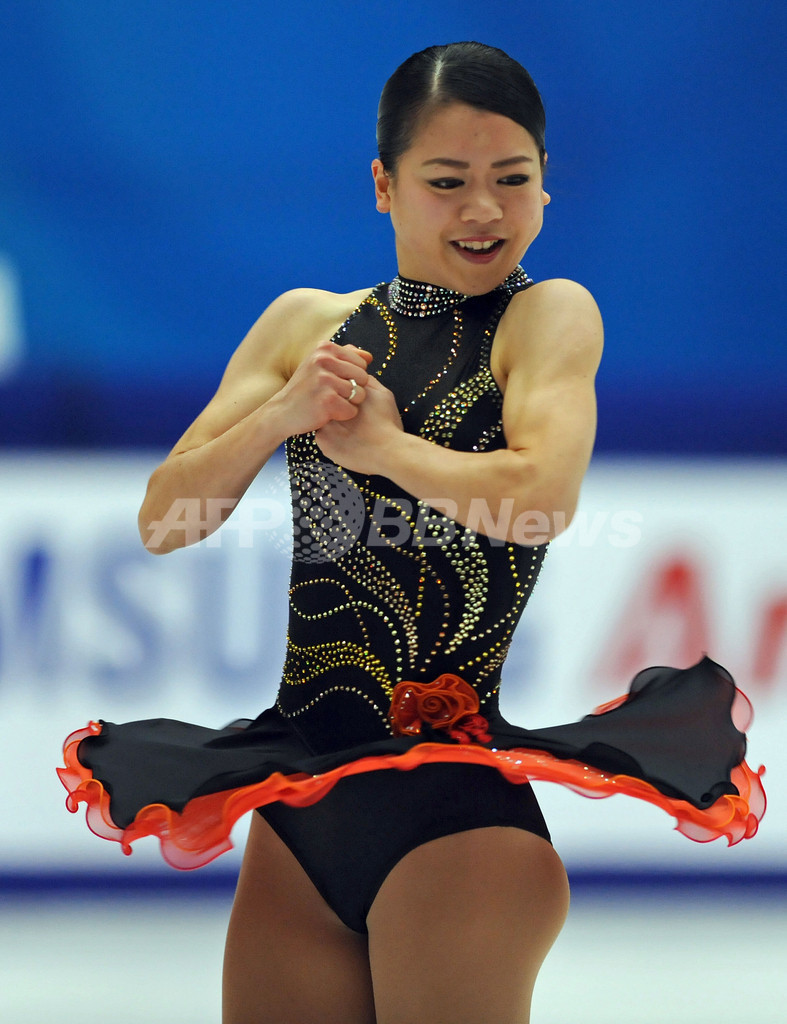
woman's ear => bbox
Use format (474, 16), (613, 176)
(541, 152), (551, 205)
(371, 159), (392, 213)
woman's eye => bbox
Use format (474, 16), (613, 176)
(427, 178), (463, 190)
(499, 175), (530, 186)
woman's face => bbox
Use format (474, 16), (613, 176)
(372, 102), (550, 295)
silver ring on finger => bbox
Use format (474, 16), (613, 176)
(348, 378), (359, 401)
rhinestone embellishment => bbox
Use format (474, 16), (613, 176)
(279, 265), (545, 724)
(388, 266), (532, 317)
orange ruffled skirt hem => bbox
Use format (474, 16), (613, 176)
(58, 661), (766, 871)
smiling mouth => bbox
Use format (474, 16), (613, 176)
(450, 238), (505, 261)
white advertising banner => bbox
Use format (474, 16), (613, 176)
(2, 453), (784, 875)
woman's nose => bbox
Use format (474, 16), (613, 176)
(460, 189), (503, 222)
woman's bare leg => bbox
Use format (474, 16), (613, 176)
(367, 827), (569, 1024)
(222, 812), (376, 1024)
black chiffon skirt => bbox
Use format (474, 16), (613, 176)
(58, 656), (765, 869)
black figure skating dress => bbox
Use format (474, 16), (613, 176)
(59, 269), (766, 890)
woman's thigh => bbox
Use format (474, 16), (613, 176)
(222, 812), (376, 1024)
(367, 827), (570, 1024)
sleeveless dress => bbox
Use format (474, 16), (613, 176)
(58, 268), (766, 877)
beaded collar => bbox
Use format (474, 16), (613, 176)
(388, 266), (532, 317)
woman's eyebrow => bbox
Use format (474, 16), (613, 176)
(421, 155), (534, 169)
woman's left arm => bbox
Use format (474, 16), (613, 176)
(315, 279), (603, 543)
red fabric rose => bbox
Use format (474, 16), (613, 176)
(447, 714), (493, 744)
(388, 674), (491, 745)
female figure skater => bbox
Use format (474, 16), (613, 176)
(59, 43), (764, 1024)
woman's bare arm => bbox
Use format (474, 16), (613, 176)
(315, 279), (603, 543)
(139, 287), (372, 553)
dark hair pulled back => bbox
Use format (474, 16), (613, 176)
(377, 42), (546, 174)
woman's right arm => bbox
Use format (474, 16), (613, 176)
(138, 288), (371, 554)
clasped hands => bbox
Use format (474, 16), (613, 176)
(284, 340), (403, 475)
(316, 370), (403, 475)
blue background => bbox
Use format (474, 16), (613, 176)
(1, 0), (784, 452)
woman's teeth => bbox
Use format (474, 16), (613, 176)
(455, 239), (501, 251)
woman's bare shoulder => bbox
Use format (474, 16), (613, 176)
(502, 278), (602, 341)
(169, 284), (379, 452)
(220, 284), (378, 391)
(511, 277), (600, 316)
(264, 285), (378, 335)
(494, 277), (603, 382)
